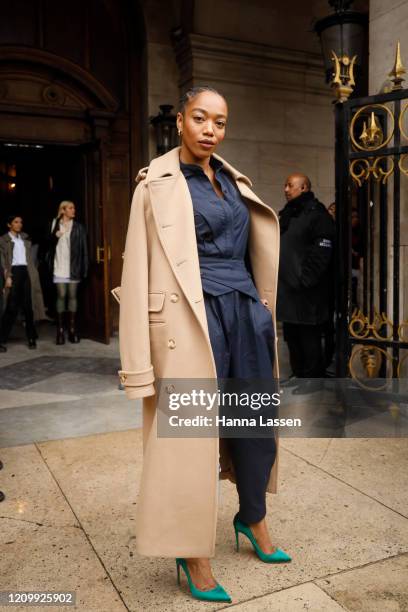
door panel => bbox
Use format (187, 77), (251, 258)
(78, 142), (111, 343)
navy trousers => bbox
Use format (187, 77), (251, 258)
(204, 291), (277, 524)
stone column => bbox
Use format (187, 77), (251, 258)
(369, 0), (408, 342)
(369, 1), (408, 94)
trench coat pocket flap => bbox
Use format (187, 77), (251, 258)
(148, 291), (165, 312)
(118, 366), (155, 388)
(111, 286), (121, 304)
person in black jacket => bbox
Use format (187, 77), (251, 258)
(277, 174), (335, 391)
(48, 201), (88, 344)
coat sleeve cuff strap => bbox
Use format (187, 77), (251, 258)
(118, 366), (154, 387)
(125, 385), (155, 399)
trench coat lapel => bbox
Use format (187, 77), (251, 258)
(147, 169), (205, 323)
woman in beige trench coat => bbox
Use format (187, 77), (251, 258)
(118, 87), (290, 603)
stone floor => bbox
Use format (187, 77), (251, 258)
(0, 323), (408, 611)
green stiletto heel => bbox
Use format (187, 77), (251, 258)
(233, 515), (291, 563)
(175, 558), (232, 603)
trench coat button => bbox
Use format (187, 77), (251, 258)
(119, 373), (127, 383)
(168, 338), (176, 349)
(165, 384), (175, 393)
(170, 293), (179, 303)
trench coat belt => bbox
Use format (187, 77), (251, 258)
(198, 256), (245, 264)
(198, 256), (250, 276)
(198, 256), (257, 299)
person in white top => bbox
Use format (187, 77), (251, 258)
(0, 216), (38, 348)
(49, 201), (88, 345)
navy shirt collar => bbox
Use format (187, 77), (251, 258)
(180, 156), (223, 178)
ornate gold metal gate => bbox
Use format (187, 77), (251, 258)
(335, 46), (408, 389)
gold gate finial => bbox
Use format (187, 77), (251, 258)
(367, 112), (383, 146)
(388, 41), (406, 90)
(331, 51), (357, 102)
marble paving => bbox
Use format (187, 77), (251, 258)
(0, 325), (141, 447)
(0, 325), (407, 610)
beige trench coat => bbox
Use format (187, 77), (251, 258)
(118, 147), (280, 557)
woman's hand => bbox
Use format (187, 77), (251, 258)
(5, 277), (12, 289)
(56, 230), (63, 238)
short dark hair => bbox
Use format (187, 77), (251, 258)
(179, 86), (226, 114)
(7, 214), (22, 225)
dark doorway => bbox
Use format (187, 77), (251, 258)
(0, 143), (86, 239)
(0, 142), (86, 318)
(0, 141), (112, 343)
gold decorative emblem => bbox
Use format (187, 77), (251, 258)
(399, 104), (408, 141)
(349, 345), (392, 391)
(348, 312), (408, 388)
(397, 319), (408, 342)
(350, 104), (394, 152)
(399, 154), (408, 176)
(350, 156), (394, 186)
(397, 352), (408, 378)
(349, 309), (393, 341)
(358, 112), (384, 149)
(359, 346), (382, 378)
(331, 51), (357, 103)
(398, 154), (408, 179)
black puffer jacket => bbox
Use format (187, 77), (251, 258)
(277, 191), (335, 325)
(48, 219), (88, 281)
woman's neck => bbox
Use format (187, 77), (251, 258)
(62, 215), (72, 224)
(179, 147), (211, 172)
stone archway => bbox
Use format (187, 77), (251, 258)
(0, 0), (146, 341)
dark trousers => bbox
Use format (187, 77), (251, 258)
(1, 266), (36, 342)
(283, 321), (324, 378)
(205, 291), (276, 525)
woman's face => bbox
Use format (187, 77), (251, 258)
(177, 91), (228, 161)
(64, 203), (76, 219)
(8, 217), (23, 233)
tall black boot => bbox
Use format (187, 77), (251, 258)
(68, 312), (80, 343)
(56, 313), (65, 345)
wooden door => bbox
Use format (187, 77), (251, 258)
(78, 141), (111, 343)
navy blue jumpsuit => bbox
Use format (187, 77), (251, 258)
(180, 157), (276, 524)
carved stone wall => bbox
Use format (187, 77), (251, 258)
(141, 1), (337, 209)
